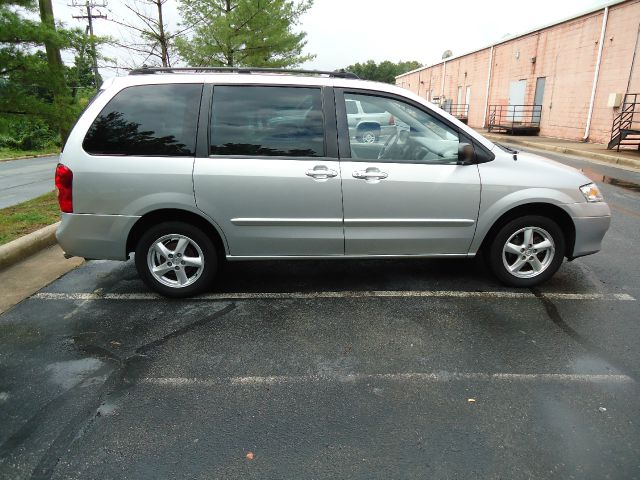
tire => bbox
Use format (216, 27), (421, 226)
(488, 215), (565, 287)
(357, 127), (379, 144)
(135, 221), (217, 298)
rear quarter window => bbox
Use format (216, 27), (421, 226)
(83, 83), (202, 156)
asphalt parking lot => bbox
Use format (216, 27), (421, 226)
(1, 149), (639, 479)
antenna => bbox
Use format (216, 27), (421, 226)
(70, 0), (108, 88)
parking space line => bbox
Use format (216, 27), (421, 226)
(142, 372), (634, 387)
(32, 291), (636, 301)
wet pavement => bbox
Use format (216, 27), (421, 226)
(1, 150), (639, 479)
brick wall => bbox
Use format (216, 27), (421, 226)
(396, 0), (640, 144)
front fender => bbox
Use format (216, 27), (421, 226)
(469, 188), (576, 254)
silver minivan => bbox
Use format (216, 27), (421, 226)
(55, 67), (611, 297)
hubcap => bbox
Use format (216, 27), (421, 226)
(362, 131), (376, 143)
(147, 234), (204, 288)
(502, 226), (555, 279)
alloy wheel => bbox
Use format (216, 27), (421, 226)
(146, 233), (204, 288)
(502, 226), (555, 279)
(361, 131), (377, 143)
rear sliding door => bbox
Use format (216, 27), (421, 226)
(193, 85), (344, 257)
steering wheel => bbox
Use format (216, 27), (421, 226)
(377, 130), (400, 160)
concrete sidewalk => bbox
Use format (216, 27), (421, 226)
(0, 244), (83, 314)
(482, 131), (640, 171)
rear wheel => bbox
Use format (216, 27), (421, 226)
(488, 215), (565, 287)
(135, 221), (217, 298)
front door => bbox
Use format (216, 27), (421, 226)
(194, 85), (344, 257)
(337, 91), (481, 256)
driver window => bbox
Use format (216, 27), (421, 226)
(344, 93), (460, 164)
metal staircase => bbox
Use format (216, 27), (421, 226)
(608, 93), (640, 151)
(443, 103), (469, 124)
(487, 104), (542, 134)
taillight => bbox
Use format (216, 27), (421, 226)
(388, 115), (395, 125)
(55, 163), (73, 213)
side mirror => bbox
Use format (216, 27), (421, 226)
(457, 142), (475, 165)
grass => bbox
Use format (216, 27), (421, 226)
(0, 147), (60, 161)
(0, 191), (60, 246)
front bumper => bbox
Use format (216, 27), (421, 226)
(565, 202), (611, 258)
(56, 213), (140, 260)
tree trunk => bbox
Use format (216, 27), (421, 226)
(155, 0), (169, 67)
(225, 0), (233, 67)
(38, 0), (71, 142)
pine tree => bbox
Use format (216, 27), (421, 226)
(176, 0), (315, 68)
(0, 0), (99, 143)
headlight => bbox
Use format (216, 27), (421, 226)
(580, 183), (604, 202)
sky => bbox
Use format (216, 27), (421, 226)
(50, 0), (610, 78)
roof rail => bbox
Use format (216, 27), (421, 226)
(128, 66), (359, 79)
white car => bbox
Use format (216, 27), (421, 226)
(55, 67), (610, 297)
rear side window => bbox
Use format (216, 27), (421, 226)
(83, 84), (202, 156)
(210, 86), (325, 157)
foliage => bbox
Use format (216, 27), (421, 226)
(0, 190), (59, 245)
(0, 0), (105, 149)
(67, 33), (101, 91)
(0, 116), (58, 150)
(343, 60), (423, 84)
(176, 0), (315, 67)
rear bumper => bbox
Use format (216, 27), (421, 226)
(56, 213), (140, 260)
(566, 202), (611, 259)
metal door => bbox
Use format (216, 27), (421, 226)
(533, 77), (546, 123)
(508, 80), (527, 122)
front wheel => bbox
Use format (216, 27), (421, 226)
(488, 215), (565, 287)
(135, 221), (217, 298)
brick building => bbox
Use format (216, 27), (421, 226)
(395, 0), (640, 146)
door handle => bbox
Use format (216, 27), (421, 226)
(305, 165), (338, 180)
(352, 168), (388, 181)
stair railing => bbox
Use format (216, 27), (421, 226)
(609, 94), (640, 150)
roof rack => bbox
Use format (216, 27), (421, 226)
(128, 66), (359, 79)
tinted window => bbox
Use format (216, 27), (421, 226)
(210, 86), (324, 157)
(346, 100), (358, 114)
(83, 84), (202, 156)
(345, 93), (459, 164)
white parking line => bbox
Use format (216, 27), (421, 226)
(141, 372), (634, 387)
(32, 291), (636, 301)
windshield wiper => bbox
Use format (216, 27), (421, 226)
(495, 142), (519, 161)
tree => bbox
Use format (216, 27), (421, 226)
(176, 0), (315, 68)
(108, 0), (181, 67)
(343, 60), (423, 84)
(67, 33), (98, 95)
(0, 0), (103, 144)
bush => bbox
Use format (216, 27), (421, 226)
(0, 117), (60, 151)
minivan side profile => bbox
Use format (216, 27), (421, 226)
(55, 68), (611, 297)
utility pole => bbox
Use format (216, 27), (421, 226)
(71, 0), (107, 88)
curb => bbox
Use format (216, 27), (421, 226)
(483, 135), (640, 170)
(0, 222), (60, 271)
(0, 152), (59, 162)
